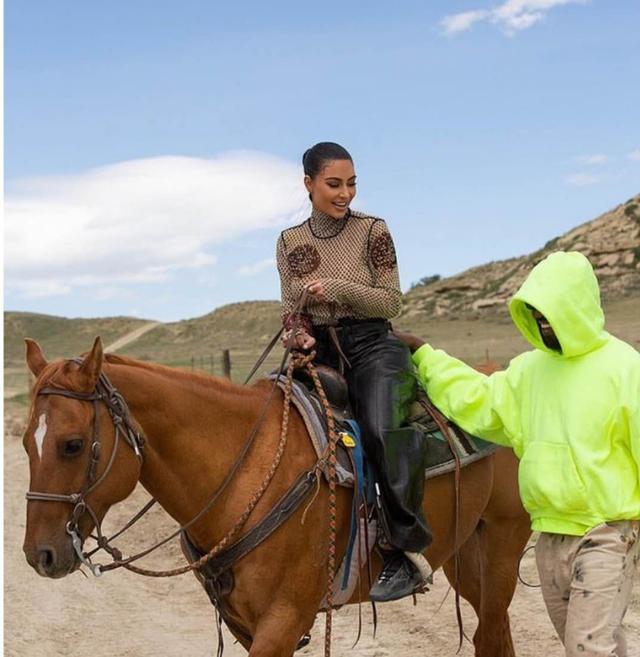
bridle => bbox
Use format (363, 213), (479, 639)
(25, 359), (145, 576)
(23, 295), (346, 657)
(23, 291), (346, 657)
(22, 295), (309, 579)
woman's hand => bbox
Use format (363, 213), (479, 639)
(393, 329), (426, 354)
(306, 280), (326, 302)
(281, 328), (317, 351)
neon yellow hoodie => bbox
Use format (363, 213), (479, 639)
(413, 251), (640, 536)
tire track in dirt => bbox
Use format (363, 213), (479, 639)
(104, 321), (162, 352)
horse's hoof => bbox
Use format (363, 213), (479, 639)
(295, 632), (311, 650)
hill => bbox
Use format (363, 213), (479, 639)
(4, 312), (150, 368)
(401, 194), (640, 319)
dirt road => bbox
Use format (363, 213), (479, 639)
(5, 407), (639, 657)
(104, 321), (162, 352)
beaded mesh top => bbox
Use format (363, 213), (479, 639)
(276, 207), (402, 327)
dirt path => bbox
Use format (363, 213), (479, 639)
(104, 321), (161, 352)
(5, 408), (639, 657)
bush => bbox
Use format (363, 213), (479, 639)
(409, 274), (441, 290)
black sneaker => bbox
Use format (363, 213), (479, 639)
(369, 553), (424, 602)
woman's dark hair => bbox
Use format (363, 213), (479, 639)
(302, 142), (352, 178)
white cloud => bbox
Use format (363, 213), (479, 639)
(565, 173), (600, 186)
(441, 0), (587, 37)
(440, 10), (489, 35)
(14, 280), (73, 299)
(94, 286), (136, 301)
(575, 154), (608, 165)
(5, 152), (307, 299)
(237, 258), (276, 277)
(628, 149), (640, 162)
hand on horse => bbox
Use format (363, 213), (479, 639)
(393, 329), (426, 354)
(282, 328), (317, 352)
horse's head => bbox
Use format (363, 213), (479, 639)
(22, 337), (142, 578)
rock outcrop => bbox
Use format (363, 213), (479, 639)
(401, 194), (640, 318)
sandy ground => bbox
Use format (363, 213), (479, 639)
(5, 407), (640, 657)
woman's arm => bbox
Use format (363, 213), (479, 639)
(276, 235), (297, 320)
(276, 234), (314, 348)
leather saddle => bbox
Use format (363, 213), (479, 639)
(291, 364), (352, 421)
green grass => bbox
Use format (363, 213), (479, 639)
(4, 312), (150, 367)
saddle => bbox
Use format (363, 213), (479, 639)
(181, 363), (501, 629)
(284, 364), (499, 483)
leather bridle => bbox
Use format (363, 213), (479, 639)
(25, 360), (145, 576)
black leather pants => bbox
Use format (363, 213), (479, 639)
(314, 319), (432, 553)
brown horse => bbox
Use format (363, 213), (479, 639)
(22, 337), (531, 657)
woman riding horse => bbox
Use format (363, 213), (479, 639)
(276, 141), (431, 602)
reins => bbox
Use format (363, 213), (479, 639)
(420, 397), (468, 651)
(26, 291), (310, 575)
(25, 290), (344, 656)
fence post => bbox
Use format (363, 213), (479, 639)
(221, 349), (231, 379)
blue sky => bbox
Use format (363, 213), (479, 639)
(5, 0), (640, 321)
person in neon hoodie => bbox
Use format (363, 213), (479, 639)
(396, 251), (640, 657)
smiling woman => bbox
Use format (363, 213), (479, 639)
(275, 142), (432, 603)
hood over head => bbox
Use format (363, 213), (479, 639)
(509, 251), (607, 358)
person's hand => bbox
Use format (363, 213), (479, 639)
(306, 280), (326, 302)
(281, 328), (317, 351)
(393, 329), (426, 354)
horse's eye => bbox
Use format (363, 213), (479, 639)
(62, 438), (84, 457)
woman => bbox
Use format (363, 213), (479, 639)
(276, 142), (431, 602)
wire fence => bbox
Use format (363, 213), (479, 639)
(171, 350), (286, 383)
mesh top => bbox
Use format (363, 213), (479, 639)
(276, 207), (403, 326)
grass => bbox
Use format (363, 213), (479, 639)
(4, 312), (150, 367)
(7, 296), (639, 405)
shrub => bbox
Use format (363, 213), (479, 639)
(409, 274), (441, 290)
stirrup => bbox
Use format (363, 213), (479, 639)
(405, 551), (433, 585)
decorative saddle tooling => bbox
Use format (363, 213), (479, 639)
(181, 364), (499, 620)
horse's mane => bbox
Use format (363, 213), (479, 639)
(33, 353), (268, 398)
(103, 353), (263, 395)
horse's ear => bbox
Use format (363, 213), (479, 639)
(78, 336), (104, 390)
(25, 339), (48, 377)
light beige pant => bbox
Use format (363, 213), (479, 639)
(535, 521), (640, 657)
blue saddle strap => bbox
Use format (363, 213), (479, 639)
(341, 420), (366, 590)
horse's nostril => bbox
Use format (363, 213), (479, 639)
(37, 546), (56, 574)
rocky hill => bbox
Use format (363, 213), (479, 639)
(401, 194), (640, 319)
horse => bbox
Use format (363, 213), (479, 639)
(21, 337), (531, 657)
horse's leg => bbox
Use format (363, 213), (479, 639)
(445, 449), (531, 657)
(443, 521), (518, 657)
(247, 608), (314, 657)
